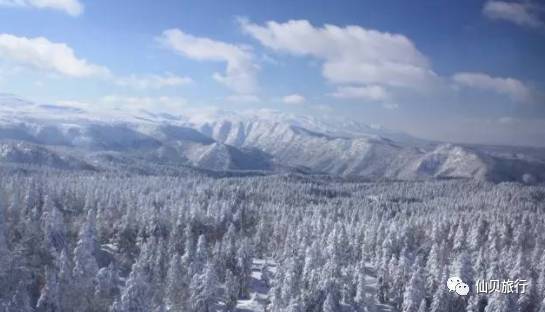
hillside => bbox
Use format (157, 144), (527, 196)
(0, 94), (544, 183)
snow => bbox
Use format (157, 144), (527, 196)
(235, 259), (275, 312)
(0, 94), (410, 141)
(0, 94), (544, 182)
(235, 259), (396, 312)
(359, 263), (397, 312)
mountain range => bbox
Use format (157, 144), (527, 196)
(0, 93), (544, 183)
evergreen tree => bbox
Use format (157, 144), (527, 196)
(41, 196), (66, 255)
(0, 196), (9, 295)
(323, 291), (339, 312)
(95, 264), (119, 311)
(36, 268), (60, 312)
(190, 262), (220, 312)
(194, 234), (208, 274)
(114, 263), (151, 312)
(72, 209), (99, 311)
(0, 163), (543, 312)
(391, 253), (410, 309)
(165, 254), (188, 311)
(281, 258), (302, 304)
(225, 269), (240, 310)
(402, 267), (425, 312)
(453, 249), (475, 287)
(237, 239), (253, 299)
(355, 268), (367, 305)
(453, 224), (467, 253)
(425, 242), (444, 294)
(429, 276), (448, 312)
(57, 249), (74, 310)
(485, 293), (516, 312)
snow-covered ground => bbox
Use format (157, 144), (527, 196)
(236, 259), (396, 312)
(235, 259), (275, 312)
(360, 263), (397, 312)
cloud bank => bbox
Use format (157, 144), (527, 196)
(0, 0), (83, 16)
(240, 19), (438, 97)
(452, 72), (532, 102)
(483, 1), (544, 28)
(158, 28), (259, 95)
(0, 34), (109, 78)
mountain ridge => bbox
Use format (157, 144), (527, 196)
(0, 94), (543, 183)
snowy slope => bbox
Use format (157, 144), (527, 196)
(0, 94), (543, 182)
(235, 259), (274, 312)
(187, 108), (416, 142)
(397, 144), (545, 182)
(191, 115), (545, 182)
(397, 144), (490, 180)
(0, 141), (95, 170)
(193, 116), (418, 177)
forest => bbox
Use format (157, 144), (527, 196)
(0, 170), (544, 312)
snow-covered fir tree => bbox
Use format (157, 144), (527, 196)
(0, 172), (543, 312)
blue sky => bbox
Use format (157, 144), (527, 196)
(0, 0), (544, 146)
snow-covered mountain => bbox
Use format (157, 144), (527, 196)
(188, 112), (545, 182)
(0, 141), (95, 170)
(0, 94), (544, 182)
(195, 116), (406, 177)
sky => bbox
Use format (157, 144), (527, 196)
(0, 0), (544, 146)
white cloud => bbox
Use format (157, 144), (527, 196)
(330, 85), (389, 101)
(240, 19), (438, 91)
(452, 72), (532, 102)
(115, 73), (192, 89)
(0, 0), (83, 16)
(0, 33), (192, 91)
(0, 34), (109, 78)
(158, 28), (258, 95)
(225, 94), (260, 103)
(483, 1), (543, 28)
(282, 94), (305, 104)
